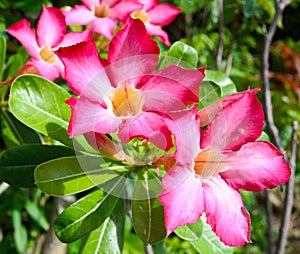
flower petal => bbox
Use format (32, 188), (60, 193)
(57, 29), (93, 48)
(145, 23), (171, 45)
(198, 88), (260, 127)
(203, 177), (251, 247)
(6, 19), (40, 59)
(148, 4), (180, 26)
(90, 17), (117, 39)
(118, 112), (173, 151)
(109, 1), (142, 21)
(64, 5), (95, 25)
(66, 96), (121, 137)
(201, 90), (264, 151)
(82, 0), (98, 9)
(108, 17), (159, 65)
(164, 108), (200, 167)
(141, 65), (205, 112)
(159, 165), (204, 235)
(36, 6), (66, 48)
(57, 41), (111, 99)
(220, 141), (290, 191)
(26, 58), (62, 81)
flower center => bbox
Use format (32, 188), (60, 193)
(39, 46), (57, 64)
(131, 10), (150, 24)
(94, 3), (110, 18)
(194, 149), (221, 177)
(107, 83), (142, 117)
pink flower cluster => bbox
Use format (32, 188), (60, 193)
(6, 2), (290, 248)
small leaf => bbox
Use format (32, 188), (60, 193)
(175, 219), (203, 241)
(190, 215), (234, 254)
(0, 36), (6, 80)
(54, 179), (125, 243)
(25, 200), (50, 231)
(0, 144), (75, 187)
(12, 209), (28, 254)
(131, 171), (166, 244)
(256, 131), (270, 142)
(79, 199), (125, 254)
(203, 70), (237, 97)
(35, 156), (120, 196)
(159, 41), (198, 69)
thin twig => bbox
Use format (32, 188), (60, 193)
(216, 0), (224, 71)
(265, 189), (274, 254)
(144, 244), (154, 254)
(225, 26), (237, 75)
(276, 121), (298, 254)
(261, 1), (292, 253)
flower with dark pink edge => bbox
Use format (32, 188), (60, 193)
(57, 18), (205, 151)
(158, 90), (291, 247)
(6, 5), (92, 81)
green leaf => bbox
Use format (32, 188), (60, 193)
(159, 41), (198, 69)
(54, 182), (124, 243)
(190, 215), (234, 254)
(1, 109), (41, 148)
(25, 200), (50, 231)
(257, 131), (270, 142)
(175, 219), (203, 241)
(131, 171), (166, 244)
(35, 156), (120, 196)
(79, 199), (125, 254)
(0, 36), (6, 81)
(0, 144), (75, 187)
(203, 70), (237, 97)
(9, 74), (72, 146)
(12, 208), (28, 254)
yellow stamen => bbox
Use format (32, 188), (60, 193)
(194, 149), (221, 177)
(131, 10), (150, 24)
(39, 46), (56, 64)
(94, 3), (110, 18)
(108, 83), (142, 117)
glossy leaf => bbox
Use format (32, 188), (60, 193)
(131, 172), (166, 244)
(9, 74), (73, 146)
(54, 184), (124, 243)
(203, 70), (237, 97)
(159, 41), (198, 69)
(190, 215), (234, 254)
(35, 156), (121, 196)
(1, 109), (41, 148)
(175, 219), (203, 241)
(0, 36), (6, 80)
(79, 199), (125, 254)
(0, 144), (75, 187)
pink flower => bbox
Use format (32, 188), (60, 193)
(130, 0), (181, 45)
(63, 0), (141, 39)
(6, 6), (92, 81)
(57, 18), (204, 151)
(158, 90), (291, 246)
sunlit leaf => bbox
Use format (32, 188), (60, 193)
(175, 219), (203, 241)
(12, 208), (27, 253)
(203, 70), (237, 97)
(35, 156), (121, 196)
(25, 200), (49, 231)
(0, 144), (74, 187)
(131, 171), (166, 244)
(190, 215), (234, 254)
(159, 41), (198, 69)
(54, 179), (125, 243)
(79, 199), (125, 254)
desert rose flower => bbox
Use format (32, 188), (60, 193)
(6, 5), (92, 81)
(158, 90), (290, 246)
(57, 18), (204, 151)
(130, 0), (181, 45)
(63, 0), (141, 39)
